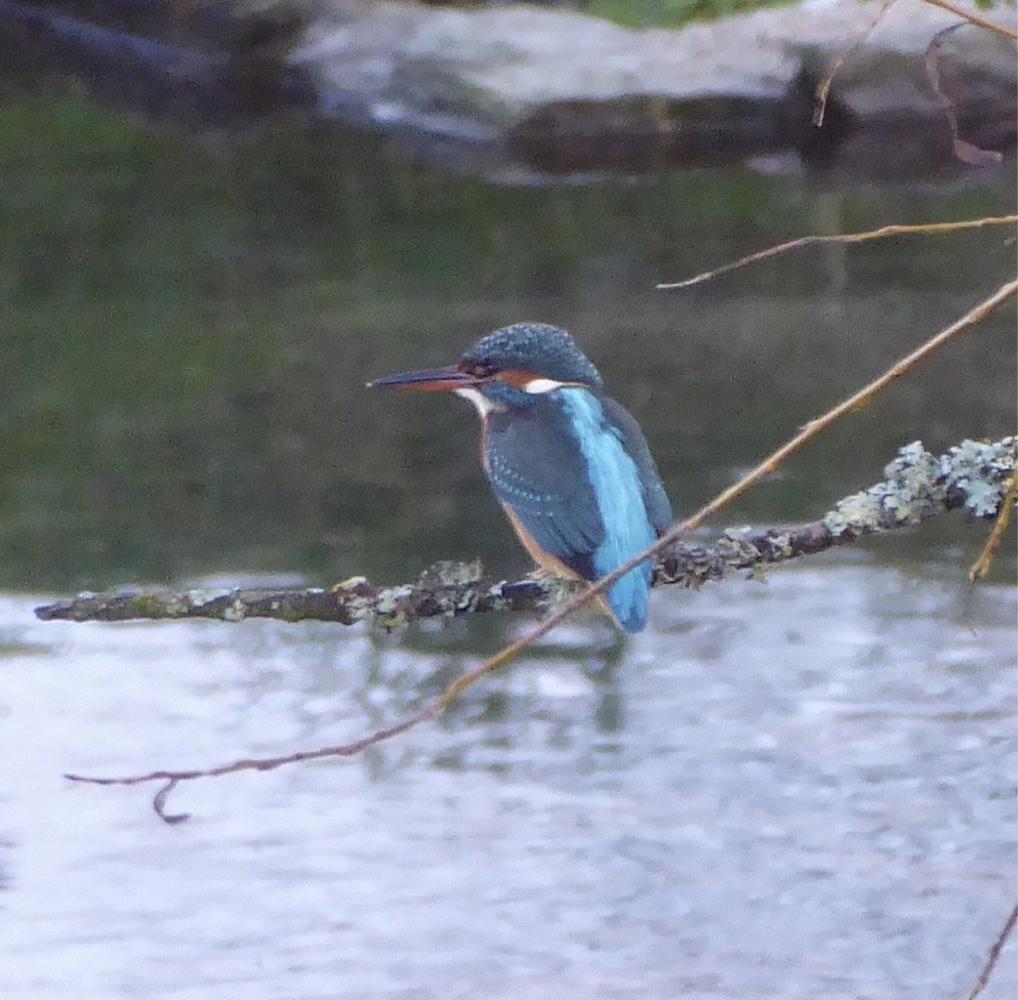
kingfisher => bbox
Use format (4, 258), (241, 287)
(369, 323), (672, 633)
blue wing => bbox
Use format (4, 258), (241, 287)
(485, 398), (603, 584)
(484, 390), (671, 632)
(599, 396), (673, 535)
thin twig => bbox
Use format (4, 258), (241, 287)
(922, 0), (1018, 40)
(657, 216), (1017, 290)
(69, 705), (442, 798)
(965, 903), (1018, 1000)
(814, 0), (899, 126)
(926, 23), (1004, 167)
(969, 473), (1017, 582)
(815, 0), (1018, 127)
(61, 280), (1017, 821)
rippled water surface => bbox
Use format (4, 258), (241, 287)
(1, 561), (1016, 1000)
(0, 80), (1016, 1000)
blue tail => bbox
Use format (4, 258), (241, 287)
(606, 562), (653, 633)
(553, 391), (659, 634)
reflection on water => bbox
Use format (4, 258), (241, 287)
(0, 82), (1016, 1000)
(0, 561), (1015, 1000)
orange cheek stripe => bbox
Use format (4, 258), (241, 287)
(496, 370), (541, 389)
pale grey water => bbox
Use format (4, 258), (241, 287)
(1, 556), (1015, 1000)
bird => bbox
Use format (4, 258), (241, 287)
(368, 323), (672, 633)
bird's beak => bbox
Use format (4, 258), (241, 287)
(367, 365), (481, 392)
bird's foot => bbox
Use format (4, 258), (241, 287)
(536, 575), (589, 610)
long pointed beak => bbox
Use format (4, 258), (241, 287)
(367, 365), (481, 392)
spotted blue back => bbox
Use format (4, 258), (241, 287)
(484, 388), (671, 633)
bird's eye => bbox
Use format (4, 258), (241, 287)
(461, 361), (496, 378)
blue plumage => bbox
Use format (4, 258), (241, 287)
(370, 323), (673, 633)
(558, 391), (659, 632)
(485, 386), (669, 633)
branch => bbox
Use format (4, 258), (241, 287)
(814, 0), (899, 127)
(55, 278), (1016, 822)
(926, 23), (1004, 167)
(657, 216), (1018, 290)
(969, 472), (1017, 581)
(57, 433), (1017, 822)
(815, 0), (1017, 130)
(36, 436), (1018, 628)
(921, 0), (1018, 40)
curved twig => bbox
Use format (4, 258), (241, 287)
(969, 473), (1017, 581)
(54, 279), (1016, 822)
(926, 23), (1004, 166)
(921, 0), (1018, 40)
(58, 432), (1018, 813)
(657, 217), (1017, 290)
(814, 0), (900, 126)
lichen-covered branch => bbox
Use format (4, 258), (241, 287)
(35, 436), (1016, 630)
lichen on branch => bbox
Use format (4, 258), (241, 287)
(35, 436), (1017, 630)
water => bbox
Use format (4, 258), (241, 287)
(2, 566), (1015, 999)
(0, 85), (1016, 999)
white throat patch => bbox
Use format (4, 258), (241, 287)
(454, 387), (497, 417)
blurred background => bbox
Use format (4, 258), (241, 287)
(0, 2), (1015, 999)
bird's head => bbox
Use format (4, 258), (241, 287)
(368, 323), (603, 413)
